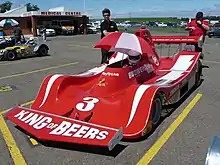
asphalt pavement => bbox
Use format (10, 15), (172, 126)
(0, 32), (220, 165)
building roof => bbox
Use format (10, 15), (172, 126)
(0, 5), (27, 17)
(0, 5), (84, 17)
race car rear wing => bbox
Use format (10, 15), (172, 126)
(4, 106), (123, 151)
(152, 35), (203, 45)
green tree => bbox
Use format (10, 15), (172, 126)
(0, 1), (12, 13)
(26, 3), (40, 11)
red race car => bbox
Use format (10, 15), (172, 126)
(5, 29), (204, 151)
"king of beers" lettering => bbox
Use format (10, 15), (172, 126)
(14, 110), (108, 140)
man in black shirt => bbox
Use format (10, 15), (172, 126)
(100, 8), (119, 64)
(13, 25), (23, 43)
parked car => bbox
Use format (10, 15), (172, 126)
(207, 26), (220, 38)
(87, 24), (98, 34)
(0, 37), (49, 61)
(37, 28), (56, 37)
(79, 24), (98, 34)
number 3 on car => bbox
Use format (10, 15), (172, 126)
(76, 97), (99, 111)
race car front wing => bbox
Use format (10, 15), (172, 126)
(4, 106), (123, 151)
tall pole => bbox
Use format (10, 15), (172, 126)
(84, 0), (86, 14)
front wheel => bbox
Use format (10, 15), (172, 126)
(151, 97), (162, 126)
(0, 55), (4, 60)
(4, 50), (17, 61)
(37, 46), (48, 56)
(195, 60), (202, 87)
(142, 97), (162, 136)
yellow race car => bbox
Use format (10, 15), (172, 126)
(0, 37), (49, 61)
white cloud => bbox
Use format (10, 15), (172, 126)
(90, 4), (220, 18)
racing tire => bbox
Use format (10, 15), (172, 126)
(37, 46), (48, 56)
(195, 60), (202, 87)
(151, 97), (162, 127)
(142, 96), (162, 136)
(4, 50), (17, 61)
(0, 55), (4, 61)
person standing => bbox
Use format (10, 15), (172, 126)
(41, 26), (47, 41)
(100, 8), (119, 64)
(0, 27), (5, 37)
(124, 23), (129, 32)
(185, 11), (209, 52)
(13, 25), (23, 43)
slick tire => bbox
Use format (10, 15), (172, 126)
(0, 55), (4, 61)
(142, 96), (162, 136)
(4, 50), (17, 61)
(195, 59), (202, 87)
(38, 46), (48, 56)
(151, 97), (162, 127)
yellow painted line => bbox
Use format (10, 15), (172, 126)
(67, 44), (97, 50)
(0, 61), (78, 80)
(29, 137), (38, 146)
(0, 99), (39, 157)
(0, 114), (27, 165)
(137, 93), (203, 165)
(0, 100), (34, 115)
(0, 57), (52, 66)
(1, 99), (38, 146)
(203, 60), (220, 64)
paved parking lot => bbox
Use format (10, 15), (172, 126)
(0, 33), (220, 165)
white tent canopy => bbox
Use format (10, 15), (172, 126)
(0, 5), (27, 17)
(49, 6), (71, 12)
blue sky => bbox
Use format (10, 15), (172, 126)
(8, 0), (220, 18)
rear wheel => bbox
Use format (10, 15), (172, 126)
(195, 60), (202, 87)
(4, 50), (17, 61)
(142, 96), (162, 136)
(151, 97), (162, 126)
(37, 46), (48, 56)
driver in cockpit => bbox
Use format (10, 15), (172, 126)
(27, 37), (35, 46)
(122, 50), (142, 67)
(127, 54), (141, 66)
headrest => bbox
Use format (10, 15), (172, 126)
(134, 29), (152, 39)
(134, 29), (145, 38)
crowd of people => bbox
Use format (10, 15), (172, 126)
(99, 8), (210, 65)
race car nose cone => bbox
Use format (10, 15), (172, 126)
(205, 136), (220, 165)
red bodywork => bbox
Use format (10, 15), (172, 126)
(5, 29), (203, 150)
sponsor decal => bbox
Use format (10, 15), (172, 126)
(76, 97), (100, 111)
(153, 38), (196, 42)
(40, 11), (81, 16)
(14, 110), (108, 140)
(128, 64), (153, 79)
(97, 78), (107, 87)
(102, 72), (119, 77)
(152, 56), (159, 66)
(170, 85), (179, 96)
